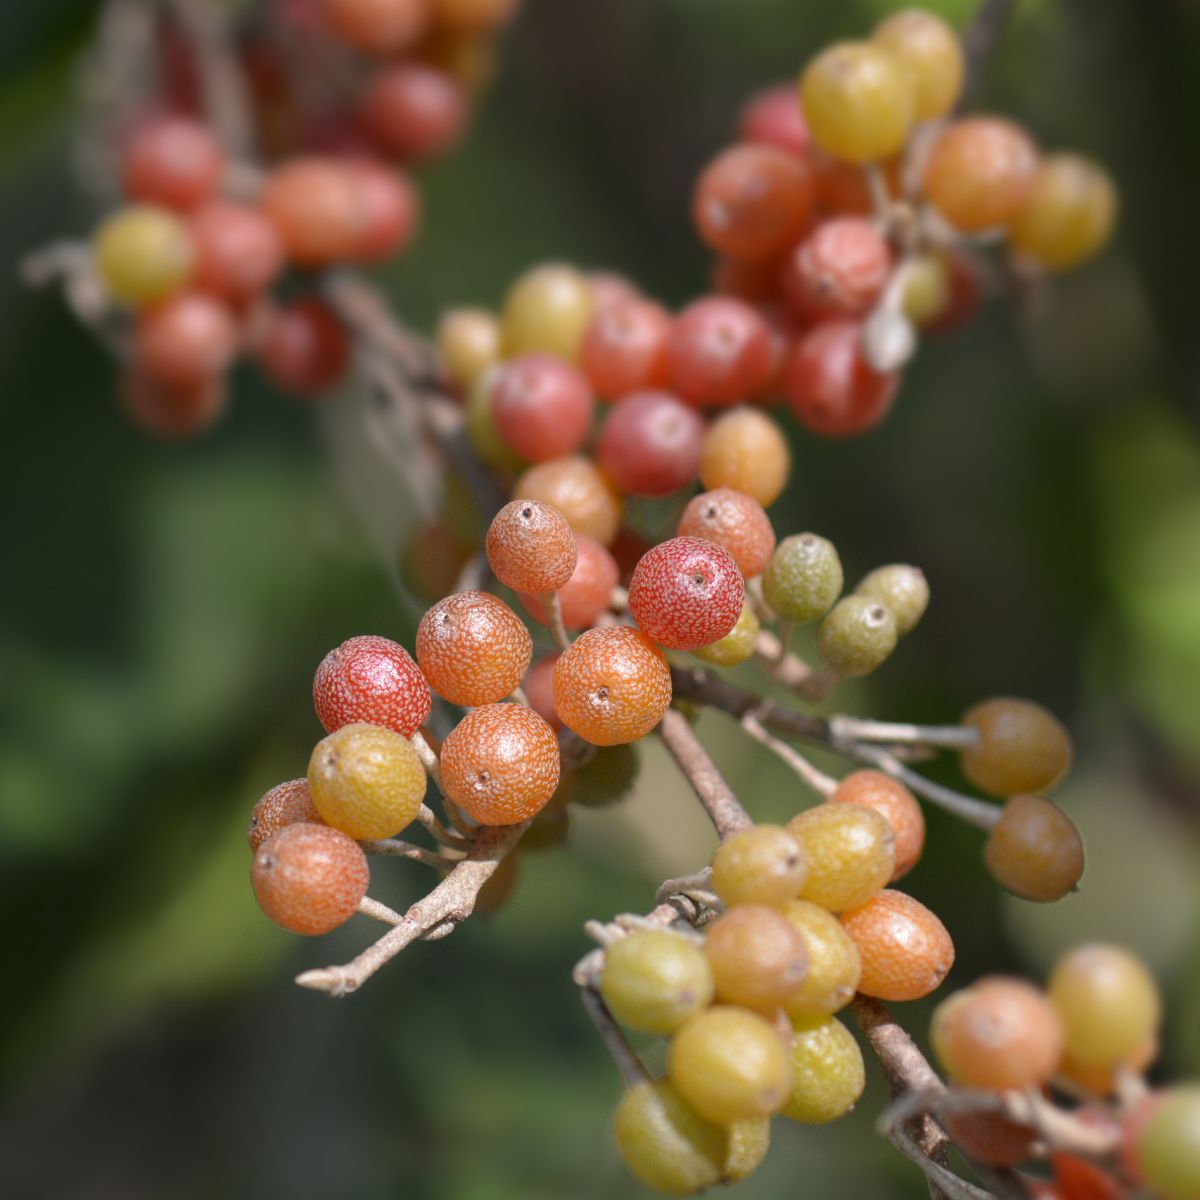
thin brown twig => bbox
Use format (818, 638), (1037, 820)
(656, 708), (753, 839)
(961, 0), (1019, 106)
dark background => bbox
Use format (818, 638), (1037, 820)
(1, 1), (1198, 1197)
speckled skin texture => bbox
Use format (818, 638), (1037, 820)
(840, 889), (954, 1002)
(762, 533), (843, 623)
(783, 217), (891, 321)
(514, 456), (623, 546)
(518, 535), (618, 630)
(629, 536), (745, 651)
(596, 390), (706, 498)
(251, 822), (369, 936)
(440, 703), (561, 825)
(313, 634), (432, 737)
(490, 354), (594, 462)
(777, 899), (862, 1017)
(830, 770), (926, 881)
(782, 1015), (865, 1124)
(552, 626), (671, 746)
(698, 407), (790, 506)
(416, 590), (533, 706)
(816, 595), (897, 676)
(248, 778), (322, 851)
(787, 804), (895, 912)
(677, 487), (777, 579)
(854, 564), (929, 636)
(486, 499), (577, 595)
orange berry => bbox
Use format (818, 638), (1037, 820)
(522, 654), (562, 730)
(777, 899), (862, 1017)
(552, 626), (671, 745)
(518, 535), (619, 630)
(930, 977), (1064, 1090)
(840, 889), (953, 1001)
(513, 455), (623, 546)
(486, 498), (578, 595)
(984, 793), (1084, 902)
(698, 407), (791, 508)
(829, 770), (925, 880)
(251, 822), (369, 935)
(704, 905), (810, 1010)
(961, 696), (1072, 796)
(440, 703), (561, 825)
(308, 722), (427, 839)
(416, 590), (532, 706)
(787, 803), (894, 912)
(676, 487), (777, 579)
(248, 778), (322, 851)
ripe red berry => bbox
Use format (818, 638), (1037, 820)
(344, 159), (420, 262)
(785, 320), (898, 437)
(361, 63), (469, 161)
(664, 297), (774, 407)
(122, 115), (224, 211)
(490, 354), (594, 462)
(486, 498), (578, 595)
(628, 536), (745, 651)
(579, 297), (670, 398)
(738, 83), (810, 157)
(251, 822), (369, 935)
(313, 634), (432, 738)
(692, 143), (814, 263)
(121, 371), (227, 439)
(256, 298), (350, 396)
(596, 391), (706, 498)
(190, 201), (284, 303)
(783, 218), (892, 321)
(248, 779), (323, 851)
(324, 0), (430, 55)
(518, 534), (618, 630)
(261, 157), (364, 266)
(132, 292), (239, 389)
(676, 487), (776, 579)
(440, 703), (561, 824)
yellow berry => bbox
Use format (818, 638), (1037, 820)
(777, 899), (862, 1017)
(501, 262), (594, 360)
(787, 803), (895, 912)
(600, 930), (714, 1035)
(782, 1014), (866, 1124)
(94, 205), (194, 307)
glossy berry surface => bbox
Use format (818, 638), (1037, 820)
(261, 157), (364, 266)
(677, 488), (776, 579)
(190, 201), (284, 303)
(518, 534), (617, 630)
(961, 697), (1072, 796)
(786, 320), (898, 438)
(601, 930), (714, 1035)
(325, 0), (430, 55)
(440, 703), (560, 824)
(668, 1005), (793, 1124)
(308, 721), (427, 840)
(596, 391), (705, 498)
(738, 82), (810, 156)
(788, 803), (894, 912)
(705, 904), (810, 1010)
(984, 794), (1084, 902)
(782, 1014), (866, 1124)
(486, 498), (578, 595)
(579, 297), (670, 398)
(437, 307), (501, 391)
(248, 779), (322, 851)
(628, 536), (745, 651)
(871, 9), (964, 121)
(817, 595), (898, 677)
(514, 456), (623, 546)
(343, 159), (419, 262)
(361, 63), (468, 161)
(1135, 1087), (1200, 1200)
(501, 262), (594, 360)
(94, 205), (194, 307)
(854, 564), (929, 636)
(313, 634), (432, 738)
(132, 293), (238, 389)
(783, 217), (891, 321)
(692, 143), (814, 262)
(931, 977), (1064, 1091)
(416, 590), (532, 706)
(251, 822), (369, 936)
(1009, 153), (1117, 271)
(840, 889), (954, 1002)
(121, 372), (227, 440)
(762, 533), (843, 623)
(664, 297), (774, 407)
(830, 771), (925, 881)
(122, 115), (225, 211)
(257, 298), (351, 395)
(490, 354), (594, 462)
(710, 824), (808, 906)
(777, 899), (862, 1016)
(697, 407), (791, 508)
(552, 626), (671, 745)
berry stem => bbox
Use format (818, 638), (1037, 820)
(775, 618), (795, 663)
(542, 591), (570, 650)
(741, 712), (837, 798)
(656, 708), (753, 839)
(416, 803), (471, 849)
(360, 839), (456, 872)
(828, 715), (980, 751)
(580, 986), (651, 1087)
(357, 896), (404, 924)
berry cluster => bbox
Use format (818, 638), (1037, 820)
(82, 0), (520, 438)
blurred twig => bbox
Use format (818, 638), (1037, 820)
(962, 0), (1019, 105)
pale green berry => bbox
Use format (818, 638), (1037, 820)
(601, 930), (714, 1035)
(762, 533), (843, 623)
(817, 596), (897, 677)
(1137, 1086), (1200, 1200)
(855, 564), (929, 636)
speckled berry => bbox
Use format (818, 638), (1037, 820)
(313, 634), (432, 738)
(677, 488), (776, 579)
(691, 601), (760, 667)
(698, 407), (791, 507)
(854, 564), (929, 636)
(817, 596), (897, 676)
(830, 771), (925, 881)
(628, 536), (745, 651)
(788, 803), (894, 912)
(840, 889), (954, 1002)
(705, 904), (810, 1010)
(248, 778), (322, 851)
(601, 930), (715, 1035)
(518, 534), (618, 630)
(782, 1015), (866, 1124)
(777, 899), (862, 1017)
(416, 591), (533, 706)
(762, 533), (843, 623)
(486, 499), (578, 595)
(961, 697), (1072, 797)
(710, 824), (808, 906)
(514, 455), (623, 546)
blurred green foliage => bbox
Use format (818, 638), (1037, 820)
(1, 1), (1199, 1197)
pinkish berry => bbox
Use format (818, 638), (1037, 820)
(490, 353), (594, 461)
(628, 536), (745, 651)
(664, 297), (774, 407)
(313, 634), (432, 737)
(676, 487), (776, 579)
(596, 391), (706, 498)
(783, 218), (892, 321)
(519, 535), (618, 629)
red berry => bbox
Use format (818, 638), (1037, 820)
(132, 292), (239, 389)
(676, 487), (776, 579)
(121, 371), (227, 439)
(519, 534), (618, 630)
(361, 62), (469, 160)
(783, 218), (892, 321)
(523, 655), (562, 729)
(738, 83), (810, 157)
(190, 201), (284, 303)
(257, 298), (350, 395)
(313, 634), (432, 738)
(579, 297), (670, 398)
(490, 354), (594, 462)
(262, 157), (364, 266)
(122, 115), (224, 211)
(665, 297), (774, 407)
(785, 321), (897, 437)
(596, 390), (706, 498)
(628, 536), (745, 651)
(344, 159), (419, 262)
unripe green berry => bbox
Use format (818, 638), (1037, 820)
(816, 596), (897, 677)
(691, 601), (760, 667)
(782, 1014), (866, 1124)
(762, 533), (843, 623)
(1136, 1086), (1200, 1200)
(854, 564), (929, 636)
(601, 930), (714, 1035)
(613, 1077), (769, 1195)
